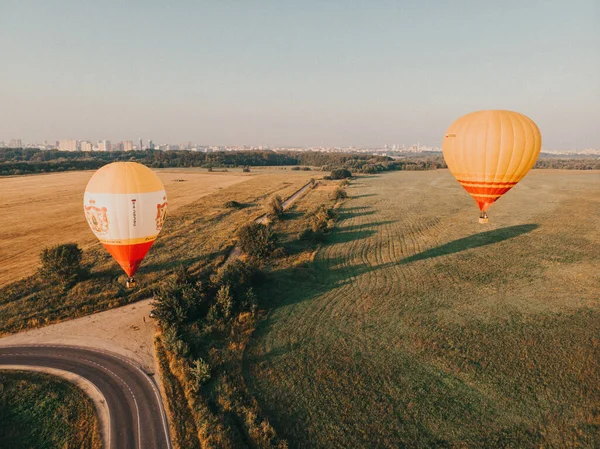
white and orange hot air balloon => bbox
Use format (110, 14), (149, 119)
(442, 110), (542, 223)
(84, 162), (167, 287)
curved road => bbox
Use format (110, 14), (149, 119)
(0, 345), (171, 449)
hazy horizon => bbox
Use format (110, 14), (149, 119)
(1, 1), (598, 150)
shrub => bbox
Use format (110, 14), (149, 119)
(215, 285), (233, 319)
(212, 260), (264, 295)
(224, 200), (242, 209)
(207, 166), (213, 172)
(306, 205), (337, 233)
(242, 288), (259, 315)
(361, 164), (378, 174)
(338, 179), (349, 187)
(38, 243), (84, 286)
(330, 187), (348, 201)
(152, 266), (207, 327)
(272, 247), (287, 258)
(242, 166), (251, 172)
(189, 358), (211, 392)
(291, 166), (301, 171)
(237, 223), (277, 260)
(329, 168), (352, 179)
(266, 195), (284, 219)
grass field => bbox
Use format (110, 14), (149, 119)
(245, 169), (600, 448)
(0, 370), (101, 449)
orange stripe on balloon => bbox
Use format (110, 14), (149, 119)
(102, 240), (155, 277)
(457, 180), (518, 188)
(459, 185), (513, 196)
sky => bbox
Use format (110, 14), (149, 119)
(0, 0), (598, 149)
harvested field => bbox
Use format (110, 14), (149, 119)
(245, 170), (600, 448)
(0, 168), (317, 334)
(0, 170), (249, 286)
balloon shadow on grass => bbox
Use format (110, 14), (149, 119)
(400, 224), (539, 265)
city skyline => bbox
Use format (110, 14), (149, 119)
(1, 1), (598, 150)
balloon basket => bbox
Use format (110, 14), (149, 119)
(126, 278), (136, 288)
(479, 212), (489, 224)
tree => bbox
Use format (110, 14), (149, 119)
(329, 168), (352, 179)
(189, 358), (211, 392)
(330, 187), (348, 201)
(237, 223), (277, 260)
(266, 195), (284, 219)
(38, 243), (84, 285)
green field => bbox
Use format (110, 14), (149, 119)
(245, 169), (600, 448)
(0, 371), (101, 449)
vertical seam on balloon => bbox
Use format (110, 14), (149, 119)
(511, 112), (527, 184)
(462, 112), (478, 181)
(492, 111), (512, 201)
(501, 112), (512, 184)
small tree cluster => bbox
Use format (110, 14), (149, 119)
(329, 168), (352, 179)
(330, 187), (348, 201)
(301, 205), (338, 243)
(189, 358), (211, 392)
(242, 166), (251, 172)
(237, 223), (277, 260)
(38, 243), (85, 286)
(266, 195), (284, 219)
(152, 266), (208, 329)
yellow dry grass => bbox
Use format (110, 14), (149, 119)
(0, 170), (249, 286)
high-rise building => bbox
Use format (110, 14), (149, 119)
(148, 140), (155, 150)
(139, 138), (143, 151)
(98, 140), (111, 152)
(9, 139), (22, 148)
(80, 141), (93, 152)
(59, 139), (78, 151)
(124, 140), (133, 151)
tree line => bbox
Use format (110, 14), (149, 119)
(1, 148), (597, 176)
(0, 148), (446, 175)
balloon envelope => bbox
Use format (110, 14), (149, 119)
(442, 110), (541, 213)
(84, 162), (167, 277)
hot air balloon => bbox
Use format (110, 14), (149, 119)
(84, 162), (167, 287)
(442, 110), (541, 223)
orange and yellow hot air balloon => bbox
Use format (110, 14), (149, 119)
(442, 110), (541, 223)
(83, 162), (167, 287)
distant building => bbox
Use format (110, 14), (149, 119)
(139, 138), (143, 151)
(148, 140), (155, 150)
(9, 139), (22, 148)
(98, 140), (111, 152)
(59, 139), (78, 151)
(124, 140), (133, 151)
(80, 141), (93, 152)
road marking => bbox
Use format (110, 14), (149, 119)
(0, 344), (172, 449)
(0, 363), (112, 449)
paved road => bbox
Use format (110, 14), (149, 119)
(0, 345), (171, 449)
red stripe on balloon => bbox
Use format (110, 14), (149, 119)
(102, 240), (155, 276)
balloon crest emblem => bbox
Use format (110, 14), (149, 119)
(84, 200), (109, 235)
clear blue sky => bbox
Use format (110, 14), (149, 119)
(1, 0), (598, 149)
